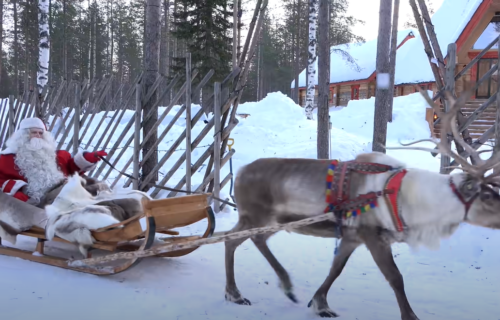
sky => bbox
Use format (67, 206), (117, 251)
(345, 0), (445, 41)
(250, 0), (446, 42)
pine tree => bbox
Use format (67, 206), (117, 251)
(171, 0), (233, 86)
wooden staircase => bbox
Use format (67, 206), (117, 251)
(433, 99), (495, 140)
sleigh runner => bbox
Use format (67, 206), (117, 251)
(0, 186), (216, 275)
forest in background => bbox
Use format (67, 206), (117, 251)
(0, 0), (433, 104)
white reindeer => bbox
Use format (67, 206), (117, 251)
(223, 90), (500, 320)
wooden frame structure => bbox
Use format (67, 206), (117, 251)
(429, 35), (500, 173)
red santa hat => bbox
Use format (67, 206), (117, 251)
(19, 117), (47, 131)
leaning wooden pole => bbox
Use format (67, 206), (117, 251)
(185, 53), (192, 192)
(68, 212), (337, 268)
(408, 0), (443, 89)
(416, 0), (446, 81)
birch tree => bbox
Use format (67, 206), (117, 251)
(0, 0), (3, 87)
(37, 0), (50, 118)
(304, 0), (318, 120)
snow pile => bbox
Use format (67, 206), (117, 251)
(231, 92), (368, 167)
(331, 90), (432, 143)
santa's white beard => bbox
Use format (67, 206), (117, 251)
(15, 137), (66, 204)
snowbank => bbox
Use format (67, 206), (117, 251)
(331, 90), (432, 143)
(231, 92), (368, 168)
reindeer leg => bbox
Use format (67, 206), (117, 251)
(251, 232), (297, 303)
(225, 219), (252, 305)
(360, 230), (420, 320)
(308, 233), (362, 318)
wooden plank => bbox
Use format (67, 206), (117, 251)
(149, 209), (208, 230)
(213, 82), (222, 213)
(134, 84), (142, 190)
(104, 74), (186, 183)
(144, 193), (208, 208)
(20, 227), (117, 251)
(150, 202), (207, 216)
(440, 43), (456, 174)
(458, 93), (496, 133)
(186, 53), (192, 192)
(195, 148), (236, 193)
(120, 70), (213, 189)
(73, 83), (81, 155)
(0, 99), (9, 148)
(495, 36), (500, 166)
(153, 124), (237, 198)
(92, 220), (144, 243)
(8, 95), (15, 137)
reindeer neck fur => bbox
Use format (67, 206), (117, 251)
(397, 169), (468, 250)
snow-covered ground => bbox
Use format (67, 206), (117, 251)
(0, 92), (499, 320)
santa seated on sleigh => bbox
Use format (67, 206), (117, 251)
(0, 117), (107, 206)
(0, 117), (148, 255)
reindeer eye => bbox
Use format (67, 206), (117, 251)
(480, 191), (492, 201)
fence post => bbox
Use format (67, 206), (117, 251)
(213, 82), (222, 213)
(134, 84), (142, 190)
(8, 95), (15, 137)
(186, 52), (192, 192)
(73, 82), (81, 155)
(440, 43), (456, 174)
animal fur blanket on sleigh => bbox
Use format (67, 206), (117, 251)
(0, 174), (151, 257)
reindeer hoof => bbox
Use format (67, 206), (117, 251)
(286, 291), (298, 303)
(225, 293), (252, 306)
(317, 310), (339, 318)
(308, 298), (339, 318)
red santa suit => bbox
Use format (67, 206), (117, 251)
(0, 117), (107, 203)
(0, 149), (98, 202)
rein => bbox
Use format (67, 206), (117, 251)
(96, 155), (237, 208)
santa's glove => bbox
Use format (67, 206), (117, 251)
(83, 150), (108, 163)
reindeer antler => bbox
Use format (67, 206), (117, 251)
(387, 87), (500, 180)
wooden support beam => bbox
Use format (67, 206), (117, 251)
(186, 53), (192, 192)
(440, 43), (456, 174)
(213, 82), (222, 213)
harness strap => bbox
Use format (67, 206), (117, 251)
(449, 177), (476, 220)
(383, 169), (408, 232)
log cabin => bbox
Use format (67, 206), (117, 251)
(291, 0), (500, 138)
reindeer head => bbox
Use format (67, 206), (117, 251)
(389, 88), (500, 230)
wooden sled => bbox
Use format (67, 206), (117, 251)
(0, 193), (216, 275)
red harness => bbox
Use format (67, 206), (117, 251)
(448, 177), (477, 221)
(324, 160), (408, 232)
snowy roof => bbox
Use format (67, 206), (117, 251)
(290, 29), (416, 88)
(394, 0), (484, 85)
(291, 0), (486, 88)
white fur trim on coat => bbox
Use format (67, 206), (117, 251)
(1, 146), (15, 155)
(2, 179), (27, 196)
(19, 117), (46, 131)
(74, 151), (98, 172)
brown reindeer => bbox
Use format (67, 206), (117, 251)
(223, 89), (500, 319)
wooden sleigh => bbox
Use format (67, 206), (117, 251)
(0, 193), (216, 275)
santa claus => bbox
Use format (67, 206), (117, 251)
(0, 117), (107, 205)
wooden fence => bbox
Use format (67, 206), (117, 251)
(429, 35), (500, 173)
(0, 54), (241, 213)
